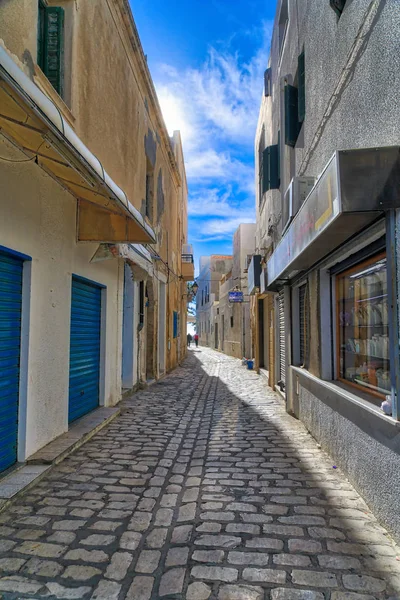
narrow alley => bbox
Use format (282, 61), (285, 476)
(0, 348), (398, 599)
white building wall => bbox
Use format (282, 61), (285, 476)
(0, 138), (123, 459)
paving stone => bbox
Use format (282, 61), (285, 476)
(46, 582), (92, 598)
(172, 525), (193, 543)
(191, 565), (238, 582)
(288, 539), (322, 554)
(194, 535), (241, 548)
(0, 576), (43, 594)
(179, 503), (197, 522)
(52, 520), (87, 531)
(120, 531), (142, 550)
(126, 576), (154, 600)
(166, 546), (189, 566)
(159, 567), (186, 596)
(155, 508), (174, 526)
(62, 565), (101, 580)
(291, 570), (338, 588)
(129, 512), (152, 532)
(246, 537), (283, 550)
(342, 574), (386, 593)
(228, 551), (270, 566)
(47, 531), (76, 544)
(64, 549), (109, 563)
(0, 348), (398, 600)
(15, 541), (66, 558)
(226, 523), (260, 535)
(271, 589), (324, 600)
(187, 581), (212, 600)
(105, 552), (132, 580)
(183, 488), (200, 502)
(80, 534), (115, 546)
(196, 522), (221, 533)
(136, 550), (161, 573)
(145, 527), (168, 548)
(23, 557), (62, 577)
(90, 579), (121, 599)
(218, 584), (264, 600)
(0, 557), (26, 572)
(193, 550), (224, 563)
(317, 555), (362, 570)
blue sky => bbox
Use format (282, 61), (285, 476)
(130, 0), (277, 272)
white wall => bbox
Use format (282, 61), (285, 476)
(0, 137), (123, 459)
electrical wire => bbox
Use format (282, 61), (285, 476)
(0, 154), (36, 163)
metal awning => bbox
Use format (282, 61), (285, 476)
(0, 47), (155, 244)
(267, 147), (400, 290)
(91, 243), (153, 278)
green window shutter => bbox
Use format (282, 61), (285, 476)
(269, 144), (279, 190)
(37, 0), (47, 72)
(262, 145), (279, 193)
(285, 84), (299, 147)
(43, 6), (65, 96)
(298, 52), (305, 123)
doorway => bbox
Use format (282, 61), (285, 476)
(214, 322), (218, 349)
(158, 282), (166, 376)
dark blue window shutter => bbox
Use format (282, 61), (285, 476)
(330, 0), (347, 17)
(264, 68), (272, 97)
(262, 145), (279, 192)
(298, 52), (305, 123)
(262, 147), (270, 193)
(173, 311), (178, 338)
(43, 6), (65, 96)
(285, 84), (300, 147)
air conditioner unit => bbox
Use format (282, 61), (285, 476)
(282, 176), (315, 234)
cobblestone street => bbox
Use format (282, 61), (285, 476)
(0, 347), (399, 599)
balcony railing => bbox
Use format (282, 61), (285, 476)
(182, 253), (194, 264)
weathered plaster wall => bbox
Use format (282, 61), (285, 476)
(0, 137), (123, 458)
(293, 368), (400, 544)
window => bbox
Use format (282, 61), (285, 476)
(230, 316), (234, 328)
(330, 0), (347, 17)
(264, 68), (272, 97)
(37, 1), (65, 97)
(173, 311), (178, 339)
(278, 0), (289, 57)
(336, 253), (389, 400)
(299, 284), (309, 366)
(285, 85), (300, 147)
(217, 308), (219, 315)
(201, 290), (204, 306)
(263, 145), (280, 193)
(139, 281), (145, 330)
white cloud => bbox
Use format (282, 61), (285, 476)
(154, 21), (271, 245)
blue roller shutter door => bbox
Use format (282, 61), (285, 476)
(69, 277), (101, 423)
(0, 250), (23, 471)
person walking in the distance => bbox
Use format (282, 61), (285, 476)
(187, 333), (192, 347)
(194, 333), (199, 348)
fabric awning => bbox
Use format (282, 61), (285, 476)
(0, 46), (156, 244)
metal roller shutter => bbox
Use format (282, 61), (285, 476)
(69, 277), (101, 423)
(278, 289), (286, 388)
(0, 250), (23, 471)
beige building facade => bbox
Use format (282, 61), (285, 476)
(0, 0), (190, 472)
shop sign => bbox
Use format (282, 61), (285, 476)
(268, 154), (339, 285)
(229, 291), (244, 303)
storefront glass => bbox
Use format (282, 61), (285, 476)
(337, 254), (390, 399)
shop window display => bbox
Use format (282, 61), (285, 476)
(336, 254), (390, 400)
